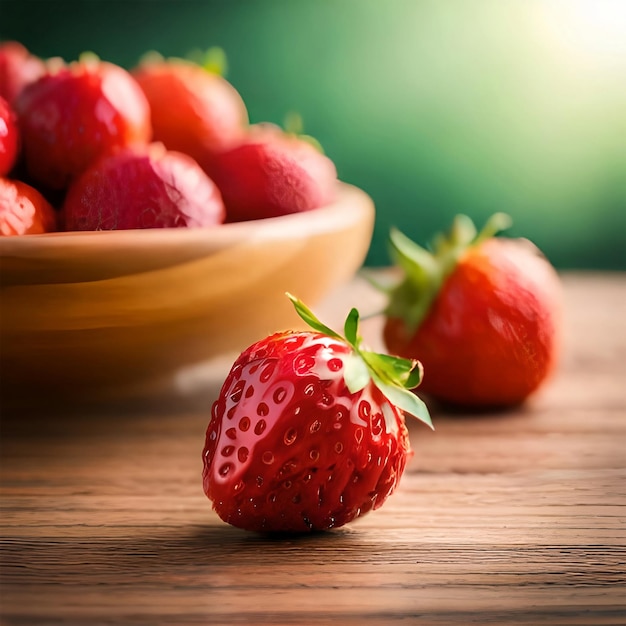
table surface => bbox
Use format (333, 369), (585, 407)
(1, 271), (624, 625)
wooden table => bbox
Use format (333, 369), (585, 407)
(1, 272), (624, 625)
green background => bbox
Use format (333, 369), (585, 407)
(2, 0), (625, 269)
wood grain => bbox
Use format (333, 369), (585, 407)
(1, 272), (624, 625)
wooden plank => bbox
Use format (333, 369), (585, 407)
(0, 272), (624, 625)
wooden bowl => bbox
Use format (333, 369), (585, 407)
(0, 182), (375, 404)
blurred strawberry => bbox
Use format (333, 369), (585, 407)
(0, 177), (57, 236)
(0, 41), (46, 105)
(63, 143), (225, 231)
(382, 214), (562, 409)
(209, 123), (337, 222)
(14, 54), (151, 190)
(132, 50), (248, 169)
(0, 97), (19, 176)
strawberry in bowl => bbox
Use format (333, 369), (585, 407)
(132, 50), (248, 169)
(0, 177), (57, 236)
(207, 123), (338, 222)
(63, 142), (225, 231)
(202, 294), (432, 534)
(14, 53), (151, 191)
(0, 41), (46, 106)
(0, 97), (19, 177)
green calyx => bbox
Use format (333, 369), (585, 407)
(186, 46), (228, 76)
(384, 213), (512, 332)
(78, 51), (101, 66)
(138, 47), (228, 76)
(282, 112), (325, 154)
(287, 293), (433, 429)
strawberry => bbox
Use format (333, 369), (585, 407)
(0, 177), (57, 236)
(382, 214), (563, 409)
(0, 41), (46, 105)
(202, 294), (432, 533)
(207, 123), (338, 222)
(0, 97), (19, 176)
(14, 54), (151, 190)
(63, 142), (225, 231)
(132, 51), (248, 169)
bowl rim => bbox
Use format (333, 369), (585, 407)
(0, 182), (373, 258)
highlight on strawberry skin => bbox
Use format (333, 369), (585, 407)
(202, 293), (432, 534)
(0, 177), (57, 236)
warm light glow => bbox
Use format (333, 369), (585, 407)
(535, 0), (626, 68)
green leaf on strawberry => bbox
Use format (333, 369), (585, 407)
(283, 111), (325, 154)
(385, 213), (512, 331)
(185, 46), (228, 76)
(287, 293), (432, 429)
(286, 293), (341, 340)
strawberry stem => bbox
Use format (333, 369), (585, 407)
(282, 112), (325, 154)
(473, 212), (512, 246)
(283, 111), (304, 136)
(200, 46), (228, 76)
(78, 51), (101, 67)
(286, 293), (433, 429)
(385, 213), (512, 332)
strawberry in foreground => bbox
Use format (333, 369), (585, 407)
(63, 143), (225, 231)
(382, 214), (562, 409)
(202, 294), (432, 533)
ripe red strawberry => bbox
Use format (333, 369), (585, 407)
(14, 54), (151, 190)
(382, 214), (562, 408)
(63, 143), (225, 231)
(202, 294), (432, 533)
(132, 52), (248, 167)
(0, 177), (57, 236)
(0, 97), (19, 176)
(207, 124), (338, 222)
(0, 41), (46, 105)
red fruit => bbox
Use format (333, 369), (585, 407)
(63, 143), (225, 231)
(208, 125), (338, 222)
(15, 54), (151, 190)
(0, 177), (57, 236)
(0, 41), (46, 105)
(132, 54), (248, 165)
(202, 295), (432, 533)
(383, 215), (563, 408)
(0, 97), (19, 176)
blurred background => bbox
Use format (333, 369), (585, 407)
(2, 0), (625, 269)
